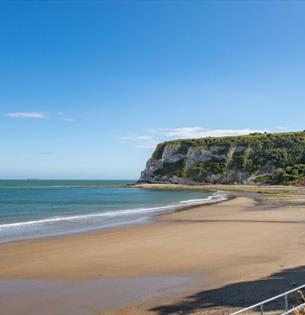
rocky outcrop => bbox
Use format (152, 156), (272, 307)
(138, 132), (305, 185)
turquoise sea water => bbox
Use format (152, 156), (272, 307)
(0, 180), (226, 243)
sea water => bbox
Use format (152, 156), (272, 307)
(0, 180), (226, 243)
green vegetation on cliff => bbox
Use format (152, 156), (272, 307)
(140, 131), (305, 185)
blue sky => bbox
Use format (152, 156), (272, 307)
(1, 1), (305, 179)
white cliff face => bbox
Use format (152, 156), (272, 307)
(162, 144), (185, 163)
(138, 141), (274, 184)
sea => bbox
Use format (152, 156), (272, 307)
(0, 180), (226, 244)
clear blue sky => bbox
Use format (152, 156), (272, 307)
(1, 1), (305, 179)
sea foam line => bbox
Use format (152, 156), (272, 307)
(0, 191), (227, 230)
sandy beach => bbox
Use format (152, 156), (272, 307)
(3, 0), (305, 313)
(2, 188), (305, 314)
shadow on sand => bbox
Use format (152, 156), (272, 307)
(150, 265), (305, 314)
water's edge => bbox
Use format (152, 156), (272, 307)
(0, 190), (227, 244)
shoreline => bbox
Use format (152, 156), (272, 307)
(0, 189), (227, 245)
(134, 182), (305, 193)
(2, 189), (305, 314)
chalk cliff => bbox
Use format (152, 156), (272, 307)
(139, 132), (305, 185)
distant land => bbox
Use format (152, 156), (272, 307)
(139, 131), (305, 186)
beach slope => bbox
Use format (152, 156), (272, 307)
(2, 195), (305, 314)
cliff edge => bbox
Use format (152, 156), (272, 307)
(138, 131), (305, 185)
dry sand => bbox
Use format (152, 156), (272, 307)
(2, 193), (305, 314)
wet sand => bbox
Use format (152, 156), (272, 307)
(0, 277), (191, 315)
(2, 194), (305, 314)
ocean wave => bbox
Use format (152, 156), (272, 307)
(0, 191), (227, 231)
(179, 191), (226, 204)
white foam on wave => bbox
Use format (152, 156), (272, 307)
(0, 191), (227, 231)
(179, 191), (227, 204)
